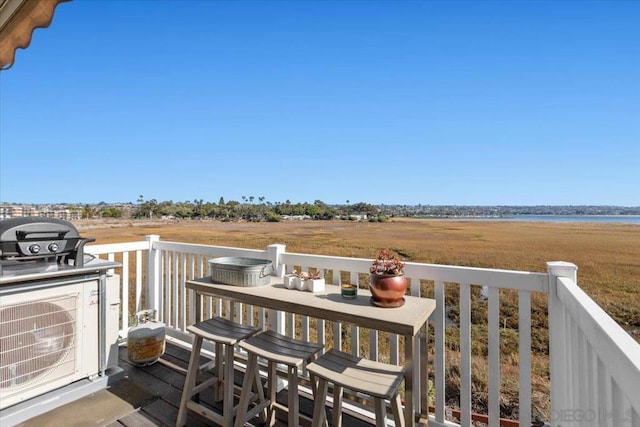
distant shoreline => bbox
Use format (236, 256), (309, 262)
(72, 214), (640, 233)
(411, 214), (640, 224)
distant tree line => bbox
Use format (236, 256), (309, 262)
(101, 196), (386, 222)
(78, 198), (640, 221)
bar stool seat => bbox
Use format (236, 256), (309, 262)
(234, 330), (324, 427)
(307, 348), (405, 427)
(176, 316), (263, 427)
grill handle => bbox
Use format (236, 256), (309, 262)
(16, 229), (69, 240)
(65, 237), (96, 267)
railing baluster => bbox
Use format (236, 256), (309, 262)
(216, 295), (222, 319)
(578, 328), (589, 422)
(162, 250), (169, 324)
(603, 359), (614, 427)
(571, 316), (580, 415)
(434, 280), (446, 423)
(135, 249), (142, 313)
(247, 302), (254, 326)
(369, 329), (378, 361)
(334, 318), (343, 351)
(159, 250), (165, 322)
(163, 250), (170, 326)
(587, 344), (597, 427)
(368, 266), (379, 361)
(518, 290), (532, 427)
(612, 381), (625, 427)
(349, 271), (359, 356)
(301, 266), (310, 342)
(563, 306), (572, 410)
(121, 251), (129, 333)
(201, 255), (212, 320)
(421, 322), (429, 417)
(287, 312), (295, 337)
(488, 286), (500, 427)
(390, 334), (399, 365)
(180, 252), (187, 330)
(460, 282), (471, 427)
(409, 274), (423, 415)
(172, 251), (179, 329)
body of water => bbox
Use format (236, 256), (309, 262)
(506, 215), (640, 224)
(424, 215), (640, 224)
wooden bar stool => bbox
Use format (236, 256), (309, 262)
(307, 349), (406, 427)
(234, 330), (324, 427)
(176, 316), (264, 427)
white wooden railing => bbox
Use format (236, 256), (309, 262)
(548, 263), (640, 427)
(87, 237), (640, 427)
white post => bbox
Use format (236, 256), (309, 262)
(267, 244), (286, 335)
(146, 235), (161, 315)
(267, 243), (287, 392)
(547, 261), (578, 427)
(267, 243), (286, 278)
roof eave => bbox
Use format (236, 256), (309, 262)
(0, 0), (70, 71)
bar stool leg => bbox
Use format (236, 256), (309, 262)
(311, 378), (328, 427)
(332, 385), (344, 427)
(374, 397), (387, 427)
(287, 365), (299, 426)
(176, 335), (204, 427)
(391, 393), (405, 427)
(234, 352), (258, 427)
(223, 342), (235, 427)
(252, 366), (268, 423)
(215, 342), (224, 401)
(266, 361), (277, 426)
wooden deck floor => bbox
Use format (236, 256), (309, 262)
(17, 342), (375, 427)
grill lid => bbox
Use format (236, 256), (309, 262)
(0, 217), (94, 264)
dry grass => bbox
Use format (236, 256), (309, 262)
(79, 218), (640, 420)
(80, 217), (640, 328)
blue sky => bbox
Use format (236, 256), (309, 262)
(1, 0), (638, 206)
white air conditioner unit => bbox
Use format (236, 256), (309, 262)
(0, 280), (100, 409)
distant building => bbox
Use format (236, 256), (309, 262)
(0, 204), (82, 220)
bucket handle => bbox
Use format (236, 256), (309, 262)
(136, 309), (157, 324)
(260, 263), (274, 278)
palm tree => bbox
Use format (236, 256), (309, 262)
(241, 196), (247, 219)
(81, 204), (94, 219)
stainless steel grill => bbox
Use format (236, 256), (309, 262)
(0, 217), (94, 271)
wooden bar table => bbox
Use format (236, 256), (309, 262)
(186, 277), (435, 427)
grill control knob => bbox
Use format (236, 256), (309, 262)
(29, 244), (41, 254)
(48, 243), (60, 252)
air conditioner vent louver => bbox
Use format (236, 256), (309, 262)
(0, 296), (77, 392)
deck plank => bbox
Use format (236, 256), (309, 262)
(10, 342), (377, 427)
(113, 409), (161, 427)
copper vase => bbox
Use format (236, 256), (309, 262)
(369, 273), (407, 308)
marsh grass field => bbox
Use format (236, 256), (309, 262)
(80, 218), (639, 420)
(82, 217), (640, 328)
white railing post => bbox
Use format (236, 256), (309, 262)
(267, 244), (286, 335)
(547, 261), (577, 426)
(146, 235), (161, 315)
(267, 243), (287, 393)
(267, 243), (286, 278)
